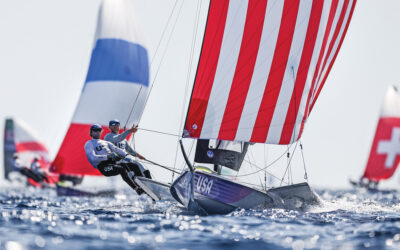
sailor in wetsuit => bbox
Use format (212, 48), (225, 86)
(12, 153), (23, 171)
(30, 157), (49, 183)
(14, 154), (49, 183)
(84, 124), (144, 195)
(104, 119), (151, 179)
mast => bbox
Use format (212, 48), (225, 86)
(3, 119), (16, 179)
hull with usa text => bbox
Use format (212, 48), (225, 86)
(170, 170), (319, 215)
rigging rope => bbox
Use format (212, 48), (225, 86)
(279, 140), (300, 186)
(247, 147), (264, 188)
(137, 127), (180, 137)
(263, 144), (268, 190)
(172, 0), (203, 181)
(242, 159), (289, 185)
(141, 159), (181, 175)
(136, 0), (185, 125)
(123, 0), (181, 129)
(300, 141), (309, 181)
(172, 139), (195, 182)
(235, 145), (291, 178)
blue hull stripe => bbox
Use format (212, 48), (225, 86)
(85, 38), (149, 86)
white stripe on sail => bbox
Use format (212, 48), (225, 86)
(96, 0), (145, 44)
(266, 0), (313, 144)
(292, 0), (333, 141)
(200, 0), (249, 139)
(13, 119), (45, 143)
(235, 0), (284, 142)
(310, 0), (345, 104)
(72, 81), (148, 126)
(313, 0), (354, 102)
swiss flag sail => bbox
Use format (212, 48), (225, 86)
(184, 0), (356, 144)
(51, 0), (149, 175)
(363, 86), (400, 181)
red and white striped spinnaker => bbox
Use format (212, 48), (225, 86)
(184, 0), (356, 144)
(363, 86), (400, 181)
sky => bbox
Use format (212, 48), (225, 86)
(1, 0), (400, 189)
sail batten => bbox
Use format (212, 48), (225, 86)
(184, 0), (356, 144)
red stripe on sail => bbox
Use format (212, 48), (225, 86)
(52, 123), (131, 175)
(184, 0), (230, 138)
(363, 117), (400, 181)
(279, 0), (324, 144)
(309, 0), (356, 112)
(297, 0), (339, 140)
(309, 0), (350, 111)
(218, 0), (268, 140)
(250, 0), (301, 143)
(52, 123), (111, 175)
(15, 142), (48, 153)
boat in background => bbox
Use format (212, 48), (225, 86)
(50, 0), (151, 197)
(163, 0), (357, 214)
(3, 118), (59, 187)
(350, 85), (400, 190)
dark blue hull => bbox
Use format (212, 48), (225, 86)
(171, 170), (319, 214)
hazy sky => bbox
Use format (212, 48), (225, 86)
(1, 0), (400, 188)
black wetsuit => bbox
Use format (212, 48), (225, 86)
(84, 139), (145, 194)
(20, 167), (49, 183)
(97, 159), (146, 193)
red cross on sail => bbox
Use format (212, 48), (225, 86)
(363, 86), (400, 181)
(183, 0), (357, 145)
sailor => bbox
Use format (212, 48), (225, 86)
(12, 153), (23, 171)
(30, 157), (49, 183)
(14, 154), (48, 183)
(104, 119), (151, 179)
(84, 123), (144, 195)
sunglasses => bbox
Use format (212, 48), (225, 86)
(92, 129), (102, 132)
(110, 123), (120, 126)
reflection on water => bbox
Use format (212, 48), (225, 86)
(0, 184), (400, 249)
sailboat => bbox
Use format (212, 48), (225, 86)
(350, 85), (400, 190)
(3, 118), (59, 187)
(135, 0), (357, 214)
(50, 0), (150, 196)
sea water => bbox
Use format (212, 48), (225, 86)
(0, 184), (399, 250)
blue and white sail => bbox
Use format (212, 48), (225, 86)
(52, 0), (149, 175)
